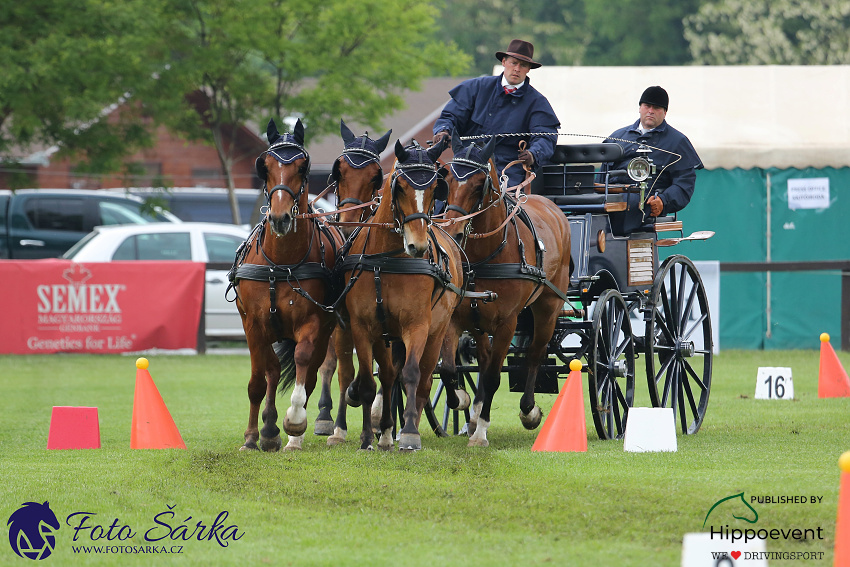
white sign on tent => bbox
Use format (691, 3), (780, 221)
(787, 177), (830, 210)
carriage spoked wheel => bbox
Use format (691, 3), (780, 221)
(588, 289), (636, 440)
(645, 255), (713, 435)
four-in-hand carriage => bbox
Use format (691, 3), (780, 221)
(426, 140), (714, 442)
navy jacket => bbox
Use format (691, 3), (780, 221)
(605, 119), (702, 234)
(433, 74), (560, 188)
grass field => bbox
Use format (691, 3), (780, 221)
(1, 349), (849, 566)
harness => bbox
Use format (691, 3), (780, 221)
(228, 137), (338, 340)
(446, 147), (570, 331)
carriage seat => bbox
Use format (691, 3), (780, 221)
(533, 143), (626, 212)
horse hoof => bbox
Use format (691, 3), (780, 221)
(345, 386), (362, 407)
(358, 444), (374, 452)
(519, 405), (543, 430)
(313, 419), (334, 436)
(283, 444), (302, 452)
(327, 435), (345, 446)
(259, 435), (282, 452)
(283, 418), (308, 437)
(467, 437), (490, 448)
(398, 433), (421, 451)
(239, 442), (259, 451)
(455, 389), (471, 411)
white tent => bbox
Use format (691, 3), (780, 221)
(522, 65), (850, 170)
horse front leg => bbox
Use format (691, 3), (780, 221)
(374, 343), (397, 451)
(283, 328), (329, 447)
(468, 323), (515, 448)
(518, 301), (561, 430)
(313, 339), (337, 436)
(258, 343), (284, 452)
(329, 328), (355, 445)
(397, 330), (428, 451)
(242, 345), (274, 451)
(438, 325), (471, 412)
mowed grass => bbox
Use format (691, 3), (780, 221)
(1, 349), (849, 566)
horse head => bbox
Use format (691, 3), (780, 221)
(333, 119), (391, 236)
(443, 133), (497, 241)
(255, 118), (310, 236)
(389, 137), (448, 257)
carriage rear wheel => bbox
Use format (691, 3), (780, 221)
(588, 289), (636, 440)
(645, 255), (713, 434)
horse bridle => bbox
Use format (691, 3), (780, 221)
(334, 143), (384, 222)
(260, 139), (311, 212)
(390, 157), (445, 232)
(443, 148), (501, 239)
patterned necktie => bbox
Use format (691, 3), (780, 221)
(504, 86), (517, 94)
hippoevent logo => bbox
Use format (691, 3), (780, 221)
(7, 502), (60, 560)
(702, 491), (825, 563)
(6, 502), (244, 560)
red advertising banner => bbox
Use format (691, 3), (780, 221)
(0, 260), (205, 354)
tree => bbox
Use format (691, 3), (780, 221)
(582, 0), (703, 66)
(0, 0), (170, 178)
(162, 0), (470, 223)
(684, 0), (850, 64)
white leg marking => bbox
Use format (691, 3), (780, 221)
(378, 427), (394, 450)
(286, 384), (307, 427)
(332, 426), (347, 440)
(468, 418), (490, 447)
(284, 434), (304, 451)
(371, 393), (383, 427)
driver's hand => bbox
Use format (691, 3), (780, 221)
(647, 195), (664, 216)
(518, 149), (534, 167)
(432, 131), (450, 146)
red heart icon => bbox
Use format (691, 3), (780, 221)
(731, 551), (742, 560)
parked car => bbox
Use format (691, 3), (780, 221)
(62, 222), (249, 339)
(0, 189), (180, 259)
(128, 187), (336, 228)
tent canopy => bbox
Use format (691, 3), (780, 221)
(522, 65), (850, 170)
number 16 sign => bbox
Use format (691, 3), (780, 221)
(755, 367), (794, 400)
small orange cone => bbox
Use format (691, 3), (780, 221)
(47, 407), (101, 449)
(819, 333), (850, 398)
(835, 451), (850, 566)
(532, 359), (587, 453)
(130, 358), (186, 449)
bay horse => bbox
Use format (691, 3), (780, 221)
(338, 138), (464, 450)
(230, 118), (340, 452)
(438, 134), (572, 447)
(314, 120), (391, 445)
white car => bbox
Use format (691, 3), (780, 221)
(62, 222), (249, 339)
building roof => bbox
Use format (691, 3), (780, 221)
(528, 65), (850, 170)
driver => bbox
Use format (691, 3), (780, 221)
(604, 86), (702, 234)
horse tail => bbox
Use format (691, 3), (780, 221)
(274, 339), (297, 392)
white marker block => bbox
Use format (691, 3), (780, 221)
(754, 367), (794, 400)
(681, 532), (767, 566)
(624, 407), (677, 452)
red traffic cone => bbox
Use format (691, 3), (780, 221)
(47, 406), (101, 450)
(131, 358), (186, 449)
(835, 452), (850, 566)
(819, 333), (850, 398)
(532, 359), (587, 453)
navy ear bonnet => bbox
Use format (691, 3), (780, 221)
(255, 118), (309, 182)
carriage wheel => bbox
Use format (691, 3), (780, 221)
(645, 255), (713, 434)
(588, 289), (636, 440)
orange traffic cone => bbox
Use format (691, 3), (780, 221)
(47, 406), (101, 449)
(819, 333), (850, 398)
(532, 359), (587, 453)
(130, 358), (186, 449)
(835, 452), (850, 566)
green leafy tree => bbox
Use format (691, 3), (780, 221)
(163, 0), (469, 223)
(582, 0), (703, 66)
(0, 0), (169, 180)
(684, 0), (850, 64)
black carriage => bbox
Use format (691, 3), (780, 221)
(427, 142), (714, 441)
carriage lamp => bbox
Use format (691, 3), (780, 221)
(626, 156), (653, 182)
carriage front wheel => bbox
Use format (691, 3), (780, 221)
(645, 255), (713, 434)
(588, 289), (636, 440)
